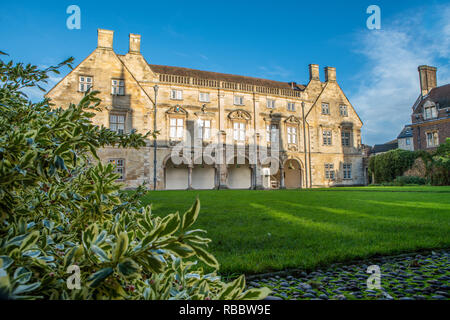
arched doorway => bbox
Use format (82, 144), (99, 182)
(284, 159), (302, 189)
(227, 157), (252, 189)
(192, 165), (215, 189)
(164, 158), (189, 190)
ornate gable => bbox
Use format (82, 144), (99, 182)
(228, 109), (251, 121)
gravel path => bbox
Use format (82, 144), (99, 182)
(250, 250), (450, 300)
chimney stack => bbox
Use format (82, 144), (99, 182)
(97, 29), (114, 49)
(418, 65), (437, 96)
(129, 33), (141, 53)
(309, 64), (320, 81)
(324, 66), (336, 82)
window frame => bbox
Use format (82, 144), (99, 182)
(266, 123), (279, 144)
(169, 117), (184, 139)
(343, 163), (352, 180)
(426, 131), (439, 148)
(233, 121), (246, 142)
(170, 89), (183, 100)
(341, 131), (351, 147)
(267, 99), (276, 109)
(79, 76), (93, 92)
(108, 158), (125, 181)
(323, 130), (332, 146)
(109, 113), (126, 134)
(324, 163), (335, 180)
(321, 103), (330, 115)
(199, 92), (210, 103)
(111, 79), (125, 95)
(233, 95), (244, 106)
(287, 125), (298, 144)
(340, 105), (348, 117)
(287, 102), (296, 112)
(197, 119), (211, 140)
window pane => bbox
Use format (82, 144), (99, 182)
(177, 118), (183, 126)
(170, 127), (176, 138)
(177, 127), (183, 138)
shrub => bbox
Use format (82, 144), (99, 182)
(0, 52), (270, 300)
(393, 176), (426, 186)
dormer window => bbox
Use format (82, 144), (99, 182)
(424, 105), (437, 120)
(111, 79), (125, 95)
(79, 76), (92, 92)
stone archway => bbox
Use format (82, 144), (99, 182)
(192, 164), (216, 189)
(164, 158), (189, 190)
(283, 159), (302, 189)
(227, 157), (252, 189)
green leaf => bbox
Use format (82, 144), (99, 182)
(112, 232), (128, 262)
(181, 198), (200, 231)
(190, 244), (219, 269)
(146, 255), (165, 273)
(13, 267), (32, 284)
(12, 282), (41, 295)
(163, 242), (194, 258)
(91, 245), (110, 262)
(117, 258), (140, 278)
(87, 267), (113, 288)
(239, 287), (271, 300)
(159, 213), (181, 237)
(19, 231), (40, 252)
(0, 256), (14, 269)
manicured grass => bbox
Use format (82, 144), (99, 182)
(140, 187), (450, 275)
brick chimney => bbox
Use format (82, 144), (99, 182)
(418, 65), (437, 96)
(309, 64), (320, 81)
(97, 29), (114, 49)
(129, 33), (141, 53)
(324, 66), (336, 82)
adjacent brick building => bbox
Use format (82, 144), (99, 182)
(47, 29), (365, 189)
(411, 66), (450, 151)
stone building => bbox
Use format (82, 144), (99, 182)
(397, 125), (413, 151)
(411, 66), (450, 151)
(47, 29), (365, 189)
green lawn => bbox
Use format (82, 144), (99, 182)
(140, 186), (450, 275)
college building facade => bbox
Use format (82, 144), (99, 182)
(47, 29), (365, 190)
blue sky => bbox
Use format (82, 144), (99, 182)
(1, 0), (449, 145)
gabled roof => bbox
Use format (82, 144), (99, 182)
(148, 64), (306, 91)
(371, 140), (398, 154)
(397, 125), (413, 139)
(414, 83), (450, 112)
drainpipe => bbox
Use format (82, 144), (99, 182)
(301, 102), (309, 188)
(153, 85), (159, 190)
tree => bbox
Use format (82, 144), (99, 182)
(0, 52), (270, 300)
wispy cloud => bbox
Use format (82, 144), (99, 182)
(350, 4), (450, 146)
(258, 65), (291, 80)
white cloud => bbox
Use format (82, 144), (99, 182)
(350, 5), (450, 146)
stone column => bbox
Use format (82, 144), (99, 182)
(187, 166), (193, 190)
(280, 166), (286, 189)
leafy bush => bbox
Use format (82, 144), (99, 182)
(0, 52), (270, 300)
(393, 176), (426, 186)
(368, 149), (418, 184)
